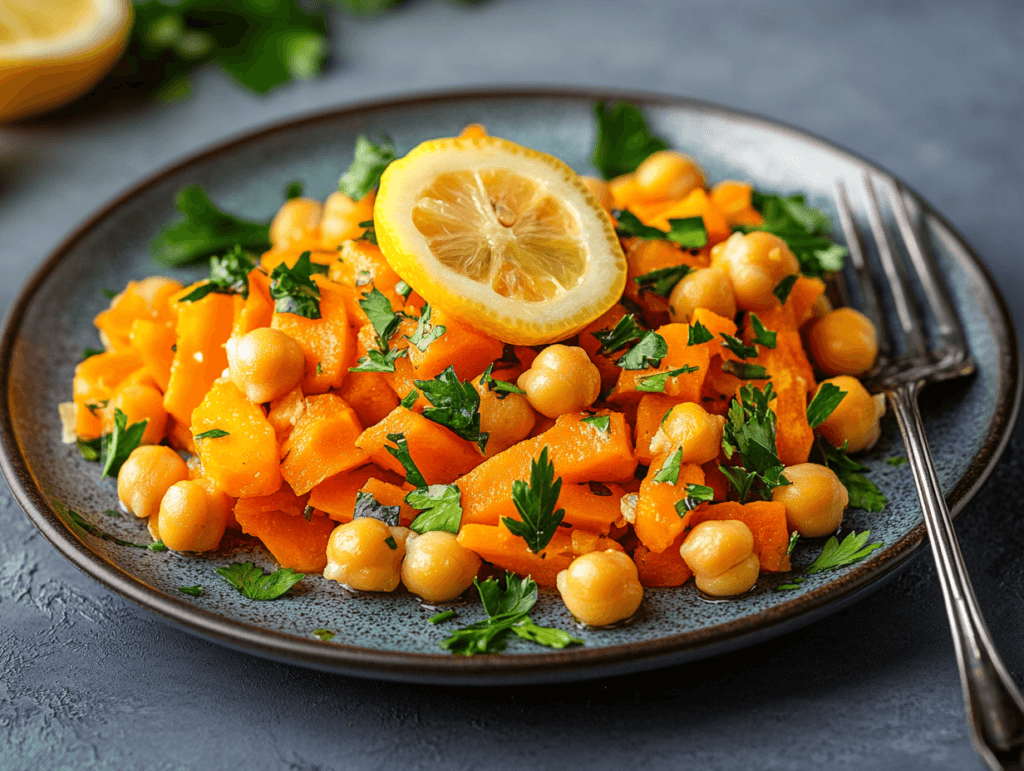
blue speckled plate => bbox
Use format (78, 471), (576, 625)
(1, 89), (1018, 685)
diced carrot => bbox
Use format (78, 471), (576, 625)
(308, 465), (405, 522)
(191, 378), (281, 498)
(355, 407), (483, 486)
(633, 458), (705, 553)
(690, 307), (738, 361)
(608, 174), (643, 210)
(328, 239), (405, 326)
(280, 394), (368, 494)
(72, 349), (142, 439)
(458, 123), (488, 138)
(633, 531), (694, 587)
(610, 323), (709, 404)
(470, 481), (626, 533)
(128, 319), (176, 392)
(647, 188), (733, 246)
(709, 181), (763, 227)
(336, 371), (400, 428)
(94, 278), (183, 351)
(407, 306), (504, 382)
(702, 461), (731, 501)
(162, 287), (234, 427)
(633, 393), (681, 465)
(234, 481), (308, 519)
(271, 276), (355, 395)
(457, 411), (637, 526)
(686, 500), (791, 572)
(456, 523), (575, 588)
(578, 304), (629, 392)
(231, 269), (274, 336)
(266, 386), (305, 445)
(622, 240), (705, 324)
(789, 276), (826, 328)
(166, 417), (196, 455)
(233, 506), (336, 573)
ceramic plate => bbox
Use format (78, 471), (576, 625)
(1, 89), (1018, 685)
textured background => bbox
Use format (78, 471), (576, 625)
(2, 0), (1023, 768)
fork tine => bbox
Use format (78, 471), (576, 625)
(862, 172), (929, 358)
(834, 180), (891, 361)
(879, 177), (969, 358)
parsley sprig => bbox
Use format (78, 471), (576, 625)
(350, 288), (409, 373)
(503, 448), (565, 554)
(269, 251), (328, 319)
(178, 245), (258, 303)
(352, 490), (401, 526)
(338, 135), (397, 200)
(736, 192), (848, 278)
(479, 364), (527, 398)
(591, 101), (669, 180)
(806, 383), (847, 429)
(617, 330), (668, 370)
(719, 383), (789, 502)
(415, 366), (488, 452)
(405, 303), (446, 352)
(101, 408), (149, 478)
(593, 314), (646, 356)
(806, 531), (883, 573)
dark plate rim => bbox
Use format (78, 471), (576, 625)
(1, 85), (1019, 684)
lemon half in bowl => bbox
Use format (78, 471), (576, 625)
(374, 136), (627, 346)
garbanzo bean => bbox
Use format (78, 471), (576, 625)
(158, 479), (230, 553)
(772, 463), (848, 537)
(679, 519), (760, 597)
(105, 383), (167, 445)
(668, 266), (737, 323)
(710, 231), (800, 311)
(806, 307), (878, 376)
(516, 344), (601, 419)
(269, 197), (323, 248)
(555, 550), (643, 626)
(580, 175), (615, 210)
(649, 402), (726, 464)
(633, 150), (706, 203)
(474, 369), (536, 456)
(117, 445), (189, 520)
(323, 518), (409, 592)
(321, 191), (375, 247)
(814, 375), (886, 453)
(226, 327), (306, 404)
(401, 531), (481, 603)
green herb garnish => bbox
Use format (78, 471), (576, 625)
(591, 101), (669, 180)
(194, 428), (229, 441)
(673, 483), (714, 515)
(806, 531), (883, 574)
(593, 314), (645, 356)
(887, 455), (908, 467)
(178, 585), (204, 597)
(428, 610), (456, 625)
(338, 135), (397, 200)
(773, 274), (799, 304)
(405, 303), (446, 352)
(806, 383), (847, 429)
(178, 245), (257, 303)
(687, 321), (714, 346)
(615, 210), (707, 249)
(312, 628), (335, 641)
(617, 330), (668, 370)
(820, 441), (887, 512)
(406, 484), (463, 535)
(479, 363), (526, 399)
(719, 383), (789, 502)
(720, 333), (758, 360)
(352, 490), (401, 527)
(216, 562), (305, 601)
(101, 409), (148, 478)
(384, 433), (427, 489)
(580, 414), (611, 433)
(736, 192), (847, 278)
(721, 361), (769, 380)
(635, 365), (700, 393)
(633, 264), (692, 298)
(749, 314), (777, 349)
(415, 366), (488, 452)
(502, 447), (565, 554)
(269, 251), (328, 319)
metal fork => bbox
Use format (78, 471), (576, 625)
(835, 174), (1024, 770)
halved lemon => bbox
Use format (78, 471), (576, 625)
(374, 136), (627, 346)
(0, 0), (132, 124)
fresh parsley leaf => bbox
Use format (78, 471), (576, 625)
(352, 490), (400, 526)
(786, 531), (800, 556)
(635, 365), (699, 393)
(737, 192), (848, 278)
(633, 264), (692, 297)
(580, 414), (611, 433)
(673, 483), (714, 515)
(384, 535), (398, 550)
(775, 577), (807, 592)
(178, 245), (257, 303)
(349, 347), (408, 373)
(806, 531), (883, 574)
(269, 251), (327, 319)
(384, 433), (427, 489)
(719, 383), (789, 502)
(887, 455), (908, 467)
(820, 441), (887, 512)
(721, 361), (769, 380)
(773, 274), (799, 304)
(591, 101), (669, 180)
(355, 220), (378, 246)
(399, 389), (419, 409)
(178, 585), (204, 596)
(77, 437), (103, 462)
(806, 383), (847, 429)
(405, 303), (446, 352)
(338, 135), (397, 200)
(103, 509), (120, 518)
(194, 428), (229, 441)
(85, 400), (109, 416)
(101, 409), (148, 478)
(101, 287), (117, 299)
(439, 573), (583, 655)
(285, 180), (303, 200)
(415, 366), (488, 452)
(62, 507), (164, 550)
(653, 448), (683, 484)
(81, 347), (104, 361)
(503, 447), (565, 554)
(688, 321), (714, 346)
(593, 314), (645, 356)
(480, 363), (526, 399)
(749, 314), (777, 349)
(615, 210), (708, 249)
(151, 185), (271, 267)
(720, 333), (758, 360)
(617, 330), (668, 370)
(217, 562), (304, 600)
(359, 287), (403, 350)
(428, 610), (456, 625)
(312, 628), (335, 641)
(406, 484), (463, 535)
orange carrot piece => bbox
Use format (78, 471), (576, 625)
(234, 481), (308, 519)
(709, 181), (764, 227)
(355, 406), (483, 485)
(328, 239), (405, 327)
(233, 506), (336, 573)
(633, 458), (706, 553)
(94, 279), (183, 351)
(610, 323), (709, 404)
(231, 269), (274, 336)
(191, 378), (282, 498)
(308, 465), (405, 522)
(407, 306), (504, 382)
(470, 482), (626, 533)
(357, 478), (417, 526)
(686, 500), (791, 572)
(633, 531), (694, 587)
(73, 349), (142, 439)
(336, 370), (400, 427)
(266, 386), (305, 446)
(456, 523), (577, 588)
(690, 307), (739, 361)
(280, 393), (368, 495)
(633, 393), (682, 465)
(128, 319), (176, 392)
(637, 188), (732, 245)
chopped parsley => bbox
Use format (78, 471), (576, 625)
(338, 135), (397, 200)
(269, 251), (328, 319)
(151, 185), (271, 267)
(673, 483), (714, 515)
(615, 209), (708, 249)
(820, 440), (887, 512)
(349, 346), (408, 374)
(736, 192), (848, 278)
(439, 573), (583, 655)
(81, 347), (104, 361)
(633, 264), (692, 298)
(384, 433), (427, 489)
(415, 366), (488, 452)
(284, 180), (303, 200)
(312, 628), (335, 641)
(217, 562), (305, 600)
(887, 455), (908, 468)
(394, 280), (412, 300)
(178, 585), (204, 597)
(617, 330), (668, 370)
(721, 361), (769, 380)
(406, 484), (463, 535)
(687, 321), (714, 346)
(60, 506), (166, 551)
(399, 389), (419, 409)
(428, 610), (456, 625)
(178, 245), (257, 303)
(652, 448), (683, 484)
(352, 490), (401, 526)
(355, 220), (378, 246)
(101, 409), (148, 478)
(350, 287), (408, 373)
(719, 383), (789, 502)
(591, 101), (670, 180)
(102, 287), (117, 299)
(749, 314), (777, 349)
(720, 333), (758, 360)
(479, 363), (526, 398)
(773, 274), (799, 304)
(806, 383), (847, 429)
(806, 531), (883, 573)
(405, 303), (446, 352)
(635, 365), (700, 393)
(580, 414), (611, 433)
(384, 535), (399, 550)
(194, 428), (229, 441)
(593, 314), (645, 356)
(786, 531), (800, 556)
(502, 447), (565, 554)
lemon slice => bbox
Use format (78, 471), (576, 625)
(0, 0), (132, 123)
(374, 136), (627, 346)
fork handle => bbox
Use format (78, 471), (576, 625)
(888, 383), (1024, 770)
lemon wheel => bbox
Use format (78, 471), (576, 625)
(0, 0), (132, 124)
(374, 136), (627, 346)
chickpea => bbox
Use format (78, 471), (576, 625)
(321, 191), (375, 247)
(680, 520), (759, 597)
(105, 383), (167, 445)
(580, 175), (615, 210)
(134, 276), (184, 312)
(668, 267), (737, 322)
(806, 307), (879, 376)
(772, 463), (848, 537)
(117, 445), (189, 520)
(555, 550), (644, 626)
(633, 150), (706, 203)
(269, 197), (323, 248)
(226, 327), (306, 403)
(474, 370), (536, 456)
(814, 376), (886, 453)
(401, 531), (481, 602)
(516, 345), (601, 419)
(158, 480), (229, 552)
(710, 231), (800, 311)
(323, 518), (410, 592)
(650, 402), (726, 464)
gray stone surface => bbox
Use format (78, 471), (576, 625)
(0, 0), (1022, 768)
